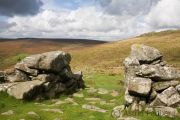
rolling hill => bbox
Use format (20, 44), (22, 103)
(0, 30), (180, 73)
(0, 38), (106, 69)
(70, 30), (180, 73)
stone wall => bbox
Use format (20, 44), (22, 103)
(0, 51), (85, 100)
(124, 44), (180, 117)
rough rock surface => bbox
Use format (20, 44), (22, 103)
(0, 51), (85, 100)
(123, 44), (180, 118)
(136, 64), (180, 81)
(128, 77), (152, 96)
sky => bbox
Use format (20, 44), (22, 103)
(0, 0), (180, 41)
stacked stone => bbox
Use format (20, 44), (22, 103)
(0, 51), (85, 100)
(124, 44), (180, 117)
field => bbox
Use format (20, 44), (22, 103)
(0, 30), (180, 120)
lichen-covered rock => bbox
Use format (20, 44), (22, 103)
(155, 106), (178, 117)
(17, 51), (71, 72)
(7, 80), (44, 99)
(152, 80), (179, 91)
(128, 77), (152, 96)
(136, 64), (180, 81)
(4, 69), (30, 82)
(130, 44), (163, 63)
(150, 86), (180, 107)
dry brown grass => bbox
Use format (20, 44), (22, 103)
(70, 30), (180, 74)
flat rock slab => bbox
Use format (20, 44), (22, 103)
(1, 110), (14, 115)
(73, 93), (84, 98)
(85, 98), (101, 101)
(82, 104), (107, 113)
(42, 108), (63, 114)
(98, 88), (108, 94)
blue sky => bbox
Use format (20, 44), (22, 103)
(0, 0), (180, 41)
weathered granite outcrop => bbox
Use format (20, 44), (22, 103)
(0, 51), (85, 100)
(123, 44), (180, 117)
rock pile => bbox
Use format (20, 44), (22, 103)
(0, 51), (85, 100)
(124, 44), (180, 117)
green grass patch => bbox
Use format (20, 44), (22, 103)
(0, 73), (180, 120)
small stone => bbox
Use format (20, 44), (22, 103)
(54, 118), (62, 120)
(73, 93), (84, 98)
(54, 100), (67, 105)
(85, 98), (101, 101)
(112, 110), (122, 117)
(28, 111), (39, 117)
(1, 110), (14, 115)
(117, 117), (139, 120)
(98, 88), (108, 94)
(82, 104), (107, 113)
(111, 89), (121, 96)
(100, 101), (106, 105)
(65, 98), (78, 105)
(42, 108), (63, 114)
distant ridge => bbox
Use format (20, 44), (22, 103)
(0, 38), (107, 44)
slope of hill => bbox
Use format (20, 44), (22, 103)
(0, 38), (106, 69)
(70, 30), (180, 73)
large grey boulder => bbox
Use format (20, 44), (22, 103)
(128, 77), (152, 96)
(16, 51), (71, 72)
(155, 106), (178, 117)
(7, 80), (44, 99)
(152, 80), (179, 91)
(130, 44), (163, 63)
(4, 69), (30, 82)
(136, 64), (180, 81)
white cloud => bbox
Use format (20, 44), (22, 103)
(146, 0), (180, 28)
(3, 0), (179, 41)
(5, 6), (151, 41)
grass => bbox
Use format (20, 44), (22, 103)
(0, 73), (124, 120)
(70, 30), (180, 74)
(1, 72), (180, 119)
